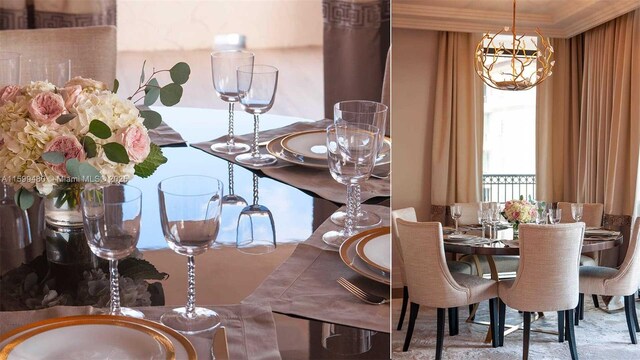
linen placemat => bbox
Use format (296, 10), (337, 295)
(0, 304), (280, 360)
(148, 121), (187, 147)
(243, 205), (390, 333)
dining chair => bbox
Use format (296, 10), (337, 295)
(453, 202), (482, 225)
(395, 219), (499, 357)
(577, 216), (640, 344)
(0, 26), (117, 86)
(498, 223), (585, 360)
(391, 208), (474, 332)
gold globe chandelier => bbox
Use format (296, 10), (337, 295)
(474, 0), (555, 91)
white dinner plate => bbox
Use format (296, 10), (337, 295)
(0, 315), (197, 360)
(356, 232), (391, 273)
(445, 234), (478, 242)
(265, 133), (328, 169)
(280, 130), (392, 163)
(584, 229), (620, 236)
(339, 227), (390, 285)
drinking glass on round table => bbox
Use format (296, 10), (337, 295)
(0, 51), (21, 86)
(158, 175), (224, 334)
(210, 50), (254, 154)
(80, 184), (144, 318)
(451, 205), (462, 234)
(26, 58), (71, 87)
(548, 208), (562, 224)
(571, 203), (584, 222)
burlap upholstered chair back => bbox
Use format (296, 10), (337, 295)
(557, 202), (604, 227)
(391, 207), (417, 284)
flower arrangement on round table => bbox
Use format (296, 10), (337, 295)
(502, 196), (537, 234)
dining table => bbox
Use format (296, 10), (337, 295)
(0, 107), (391, 359)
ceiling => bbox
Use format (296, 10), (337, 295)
(393, 0), (640, 38)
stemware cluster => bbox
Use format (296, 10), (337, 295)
(0, 52), (71, 87)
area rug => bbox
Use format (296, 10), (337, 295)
(392, 298), (640, 359)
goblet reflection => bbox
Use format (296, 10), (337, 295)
(236, 173), (276, 254)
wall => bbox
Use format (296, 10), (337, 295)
(391, 28), (439, 286)
(117, 0), (323, 51)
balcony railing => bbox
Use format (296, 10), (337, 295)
(482, 174), (536, 203)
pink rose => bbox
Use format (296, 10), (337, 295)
(61, 85), (82, 111)
(44, 135), (86, 177)
(117, 125), (150, 163)
(64, 76), (107, 91)
(28, 92), (66, 125)
(0, 85), (20, 106)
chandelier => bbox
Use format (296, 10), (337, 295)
(474, 0), (555, 91)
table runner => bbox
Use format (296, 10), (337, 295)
(0, 303), (280, 360)
(191, 119), (390, 204)
(243, 205), (390, 333)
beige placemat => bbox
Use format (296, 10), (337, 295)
(148, 121), (187, 147)
(243, 205), (390, 333)
(0, 304), (280, 360)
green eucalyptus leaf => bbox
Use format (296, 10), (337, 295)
(78, 162), (102, 183)
(14, 188), (35, 210)
(89, 119), (112, 139)
(82, 136), (97, 158)
(103, 142), (130, 164)
(113, 78), (120, 93)
(139, 60), (147, 86)
(56, 114), (76, 125)
(42, 151), (65, 164)
(144, 78), (160, 106)
(159, 83), (183, 106)
(169, 62), (191, 85)
(140, 109), (162, 129)
(65, 158), (81, 178)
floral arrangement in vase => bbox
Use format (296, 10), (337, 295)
(501, 195), (537, 232)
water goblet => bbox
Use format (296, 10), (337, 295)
(322, 124), (380, 247)
(236, 173), (276, 254)
(451, 205), (462, 234)
(489, 208), (502, 240)
(210, 50), (254, 154)
(0, 51), (20, 86)
(80, 184), (144, 318)
(477, 209), (489, 239)
(235, 64), (278, 167)
(158, 175), (224, 334)
(548, 208), (562, 224)
(571, 203), (584, 222)
(331, 101), (388, 229)
(26, 58), (71, 87)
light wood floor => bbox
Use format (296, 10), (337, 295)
(116, 46), (324, 120)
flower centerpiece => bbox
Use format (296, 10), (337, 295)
(501, 195), (537, 235)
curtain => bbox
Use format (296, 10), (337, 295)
(322, 0), (390, 119)
(0, 0), (115, 30)
(431, 32), (484, 205)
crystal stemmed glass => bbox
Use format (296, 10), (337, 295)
(0, 51), (20, 86)
(322, 124), (380, 247)
(489, 207), (502, 240)
(477, 209), (489, 239)
(548, 208), (562, 224)
(451, 205), (462, 234)
(331, 101), (388, 229)
(80, 184), (144, 318)
(210, 50), (254, 154)
(236, 173), (276, 254)
(218, 162), (248, 245)
(571, 203), (584, 222)
(27, 58), (70, 87)
(158, 175), (224, 334)
(235, 64), (278, 167)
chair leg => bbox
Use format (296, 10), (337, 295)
(575, 293), (583, 325)
(523, 312), (531, 360)
(448, 307), (459, 336)
(592, 294), (600, 309)
(565, 307), (570, 341)
(566, 309), (579, 360)
(498, 299), (506, 347)
(630, 293), (639, 333)
(557, 311), (565, 343)
(489, 298), (499, 348)
(624, 295), (638, 344)
(468, 304), (476, 321)
(579, 293), (585, 320)
(402, 302), (420, 351)
(397, 286), (409, 330)
(436, 308), (445, 360)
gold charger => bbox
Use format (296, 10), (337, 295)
(339, 227), (391, 285)
(355, 228), (391, 273)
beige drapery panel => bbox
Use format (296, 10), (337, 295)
(0, 0), (115, 29)
(431, 32), (484, 205)
(322, 0), (390, 119)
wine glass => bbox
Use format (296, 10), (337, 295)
(235, 64), (278, 167)
(80, 184), (143, 318)
(26, 58), (70, 87)
(322, 123), (380, 247)
(218, 162), (248, 245)
(331, 101), (388, 229)
(477, 209), (488, 239)
(489, 207), (502, 240)
(236, 173), (276, 254)
(450, 205), (462, 234)
(0, 51), (20, 86)
(158, 175), (224, 334)
(571, 203), (584, 222)
(548, 208), (562, 224)
(210, 50), (254, 154)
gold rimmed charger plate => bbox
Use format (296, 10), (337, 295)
(280, 130), (392, 163)
(339, 226), (390, 285)
(355, 228), (391, 273)
(266, 133), (328, 168)
(0, 315), (196, 360)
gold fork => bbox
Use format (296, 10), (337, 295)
(337, 277), (389, 305)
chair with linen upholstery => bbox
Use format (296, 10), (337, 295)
(498, 223), (585, 360)
(0, 26), (117, 87)
(392, 208), (474, 332)
(577, 216), (640, 344)
(396, 219), (499, 357)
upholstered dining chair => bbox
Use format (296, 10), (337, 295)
(577, 216), (640, 344)
(498, 223), (585, 360)
(0, 26), (117, 86)
(395, 219), (499, 358)
(391, 208), (474, 332)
